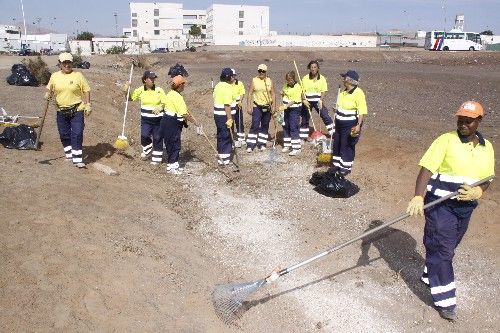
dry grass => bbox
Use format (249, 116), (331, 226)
(21, 56), (51, 85)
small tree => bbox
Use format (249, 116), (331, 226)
(189, 25), (202, 38)
(106, 45), (128, 54)
(480, 30), (493, 36)
(76, 31), (94, 40)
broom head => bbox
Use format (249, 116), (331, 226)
(317, 152), (332, 163)
(113, 135), (129, 150)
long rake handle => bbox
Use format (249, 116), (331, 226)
(35, 88), (52, 150)
(190, 113), (224, 164)
(293, 60), (317, 132)
(277, 175), (494, 277)
(121, 63), (134, 136)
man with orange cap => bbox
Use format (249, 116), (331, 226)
(406, 101), (495, 322)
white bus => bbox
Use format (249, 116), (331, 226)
(424, 30), (483, 51)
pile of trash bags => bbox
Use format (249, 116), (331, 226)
(6, 64), (39, 86)
(0, 124), (37, 149)
(310, 170), (360, 198)
(75, 61), (90, 69)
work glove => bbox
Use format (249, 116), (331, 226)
(302, 99), (310, 108)
(225, 118), (233, 129)
(43, 91), (52, 101)
(83, 103), (92, 117)
(122, 81), (130, 93)
(152, 105), (163, 115)
(278, 104), (287, 112)
(457, 184), (483, 201)
(318, 100), (323, 110)
(406, 196), (424, 217)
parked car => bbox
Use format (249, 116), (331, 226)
(18, 49), (32, 56)
(152, 47), (169, 53)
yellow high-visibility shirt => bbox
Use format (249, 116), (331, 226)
(163, 90), (188, 116)
(47, 70), (90, 108)
(251, 77), (272, 106)
(232, 80), (245, 102)
(130, 86), (166, 109)
(419, 130), (495, 198)
(302, 74), (328, 102)
(213, 81), (233, 115)
(337, 87), (368, 116)
(282, 82), (302, 104)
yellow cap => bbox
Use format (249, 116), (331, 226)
(58, 52), (73, 62)
(258, 63), (267, 71)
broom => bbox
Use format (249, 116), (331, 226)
(114, 63), (134, 150)
(318, 85), (341, 163)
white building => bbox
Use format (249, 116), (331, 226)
(206, 4), (269, 45)
(0, 24), (22, 52)
(25, 33), (67, 52)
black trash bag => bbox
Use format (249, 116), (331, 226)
(75, 61), (90, 69)
(309, 170), (328, 187)
(6, 63), (39, 86)
(167, 63), (188, 77)
(312, 171), (360, 198)
(11, 63), (28, 73)
(0, 124), (37, 150)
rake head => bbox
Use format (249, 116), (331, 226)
(212, 279), (266, 325)
(268, 147), (278, 162)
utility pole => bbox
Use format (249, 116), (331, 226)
(20, 0), (27, 49)
(114, 12), (118, 37)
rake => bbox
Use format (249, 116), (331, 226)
(212, 175), (494, 325)
(268, 111), (279, 162)
(318, 85), (341, 163)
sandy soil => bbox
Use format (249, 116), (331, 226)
(0, 48), (499, 332)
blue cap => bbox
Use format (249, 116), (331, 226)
(221, 67), (233, 78)
(340, 70), (359, 81)
(143, 70), (157, 79)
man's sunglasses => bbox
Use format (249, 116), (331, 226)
(258, 69), (267, 73)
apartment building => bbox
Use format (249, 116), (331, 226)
(124, 2), (270, 47)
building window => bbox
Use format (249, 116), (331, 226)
(239, 11), (244, 19)
(201, 25), (206, 29)
(132, 13), (137, 17)
(154, 30), (160, 35)
(239, 21), (244, 28)
(133, 30), (137, 37)
(132, 19), (137, 27)
(154, 19), (159, 27)
(154, 9), (159, 16)
(183, 15), (197, 20)
(239, 31), (243, 35)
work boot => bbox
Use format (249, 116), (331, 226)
(438, 308), (457, 322)
(234, 140), (242, 148)
(259, 146), (266, 152)
(140, 152), (149, 161)
(282, 147), (290, 153)
(246, 147), (253, 153)
(288, 149), (301, 156)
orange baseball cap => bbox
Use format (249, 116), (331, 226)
(455, 101), (484, 118)
(172, 75), (186, 87)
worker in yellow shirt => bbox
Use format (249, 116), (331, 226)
(231, 68), (246, 148)
(129, 70), (165, 165)
(246, 64), (276, 152)
(280, 71), (303, 156)
(45, 52), (91, 168)
(331, 70), (367, 176)
(161, 75), (199, 174)
(300, 60), (334, 140)
(406, 101), (495, 322)
(213, 68), (236, 165)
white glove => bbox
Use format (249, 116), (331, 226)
(195, 125), (203, 135)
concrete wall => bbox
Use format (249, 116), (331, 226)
(207, 4), (269, 40)
(212, 34), (377, 48)
(69, 40), (92, 56)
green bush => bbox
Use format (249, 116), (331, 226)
(106, 46), (128, 54)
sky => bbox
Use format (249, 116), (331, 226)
(0, 0), (498, 36)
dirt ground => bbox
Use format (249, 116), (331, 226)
(0, 48), (499, 332)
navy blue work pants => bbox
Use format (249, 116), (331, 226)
(56, 110), (84, 163)
(160, 115), (182, 164)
